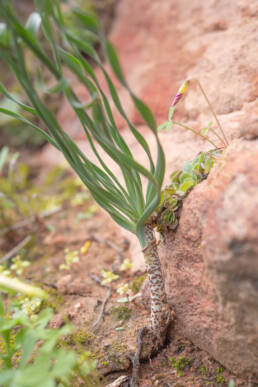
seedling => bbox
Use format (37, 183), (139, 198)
(169, 355), (193, 376)
(216, 367), (225, 384)
(10, 255), (30, 275)
(117, 283), (130, 295)
(59, 248), (80, 271)
(101, 270), (119, 285)
(0, 291), (100, 386)
(120, 258), (133, 271)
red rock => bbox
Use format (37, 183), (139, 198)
(161, 139), (258, 381)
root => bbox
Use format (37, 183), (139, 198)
(130, 327), (148, 387)
(129, 312), (174, 387)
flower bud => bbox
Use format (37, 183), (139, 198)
(171, 79), (190, 106)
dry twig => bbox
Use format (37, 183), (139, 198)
(89, 273), (112, 330)
(0, 235), (32, 264)
(0, 206), (62, 235)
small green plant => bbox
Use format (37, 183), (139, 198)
(116, 281), (142, 303)
(216, 367), (225, 384)
(117, 283), (130, 295)
(155, 149), (221, 234)
(10, 255), (30, 275)
(0, 284), (100, 386)
(200, 365), (207, 375)
(0, 297), (76, 387)
(101, 269), (119, 285)
(0, 147), (61, 235)
(59, 248), (80, 270)
(119, 258), (133, 271)
(169, 355), (193, 376)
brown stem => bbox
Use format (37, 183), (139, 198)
(142, 223), (171, 343)
(197, 79), (229, 146)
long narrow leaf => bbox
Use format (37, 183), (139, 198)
(0, 108), (59, 148)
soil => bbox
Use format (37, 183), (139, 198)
(0, 156), (248, 387)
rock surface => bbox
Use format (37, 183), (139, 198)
(39, 0), (258, 379)
(161, 139), (258, 380)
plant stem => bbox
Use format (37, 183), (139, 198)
(197, 80), (229, 146)
(141, 223), (171, 341)
(173, 121), (219, 149)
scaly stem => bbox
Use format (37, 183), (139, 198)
(141, 223), (171, 342)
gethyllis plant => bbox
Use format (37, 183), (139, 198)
(0, 0), (170, 346)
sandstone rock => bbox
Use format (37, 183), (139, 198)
(161, 139), (258, 380)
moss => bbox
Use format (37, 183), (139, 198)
(109, 305), (132, 322)
(106, 339), (128, 367)
(70, 328), (95, 346)
(58, 328), (96, 355)
(129, 274), (147, 294)
(41, 288), (65, 312)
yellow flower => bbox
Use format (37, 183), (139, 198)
(178, 79), (189, 94)
(80, 241), (91, 254)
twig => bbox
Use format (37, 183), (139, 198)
(106, 375), (129, 387)
(130, 327), (148, 387)
(0, 235), (32, 264)
(89, 234), (126, 263)
(0, 206), (62, 235)
(89, 273), (112, 330)
(173, 121), (219, 148)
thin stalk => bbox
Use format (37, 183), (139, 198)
(173, 121), (219, 149)
(140, 223), (171, 341)
(197, 80), (229, 146)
